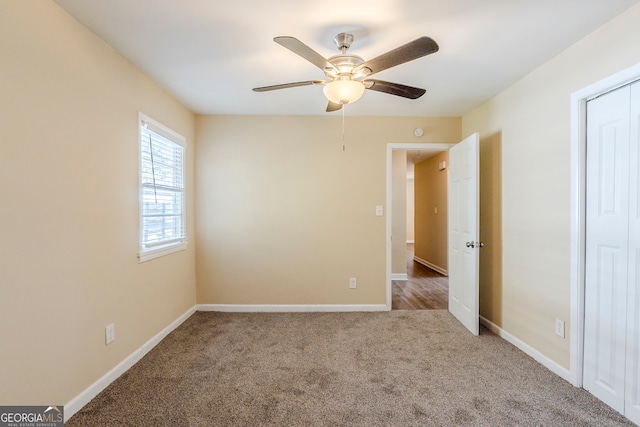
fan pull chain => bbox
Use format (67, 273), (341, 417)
(342, 104), (346, 151)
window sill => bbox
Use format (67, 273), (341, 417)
(138, 242), (187, 263)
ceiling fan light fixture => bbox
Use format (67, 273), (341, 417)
(323, 79), (365, 105)
(254, 34), (438, 111)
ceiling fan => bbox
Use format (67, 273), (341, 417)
(253, 33), (439, 112)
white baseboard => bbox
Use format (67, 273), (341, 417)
(406, 240), (415, 244)
(196, 304), (389, 313)
(391, 273), (408, 281)
(480, 316), (571, 383)
(413, 256), (448, 276)
(64, 306), (196, 422)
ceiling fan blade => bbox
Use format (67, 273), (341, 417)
(356, 37), (439, 76)
(274, 36), (338, 73)
(364, 79), (426, 99)
(253, 80), (324, 92)
(326, 101), (342, 112)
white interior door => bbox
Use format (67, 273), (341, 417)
(625, 82), (640, 425)
(448, 133), (479, 335)
(584, 85), (630, 413)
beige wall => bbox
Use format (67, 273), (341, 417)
(0, 1), (196, 406)
(414, 152), (449, 272)
(392, 150), (408, 275)
(195, 116), (460, 305)
(406, 175), (415, 242)
(462, 3), (640, 369)
(478, 132), (503, 328)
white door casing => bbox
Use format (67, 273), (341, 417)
(448, 133), (480, 335)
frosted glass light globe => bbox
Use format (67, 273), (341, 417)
(323, 79), (365, 104)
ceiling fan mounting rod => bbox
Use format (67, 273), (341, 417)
(334, 33), (354, 53)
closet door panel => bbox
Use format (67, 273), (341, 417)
(625, 81), (640, 425)
(584, 85), (631, 412)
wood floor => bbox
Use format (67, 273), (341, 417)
(392, 244), (448, 310)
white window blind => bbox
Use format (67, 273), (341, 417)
(138, 114), (186, 262)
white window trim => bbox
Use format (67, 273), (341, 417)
(138, 112), (187, 263)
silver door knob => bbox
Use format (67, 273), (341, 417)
(466, 241), (484, 248)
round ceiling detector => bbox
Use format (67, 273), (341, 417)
(414, 128), (424, 137)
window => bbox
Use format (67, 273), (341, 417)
(138, 113), (186, 262)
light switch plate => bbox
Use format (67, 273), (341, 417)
(105, 323), (115, 345)
(555, 319), (565, 338)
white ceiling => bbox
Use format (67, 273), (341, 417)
(54, 0), (639, 117)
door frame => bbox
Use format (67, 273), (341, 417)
(386, 142), (455, 310)
(569, 62), (640, 387)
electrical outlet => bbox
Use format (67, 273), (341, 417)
(105, 323), (115, 345)
(555, 319), (565, 338)
(349, 278), (357, 289)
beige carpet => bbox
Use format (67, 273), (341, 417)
(67, 311), (634, 426)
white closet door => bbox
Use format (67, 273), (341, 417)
(626, 81), (640, 425)
(584, 85), (631, 413)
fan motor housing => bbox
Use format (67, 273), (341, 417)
(325, 54), (369, 79)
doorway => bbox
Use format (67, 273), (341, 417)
(392, 149), (450, 310)
(385, 143), (454, 310)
